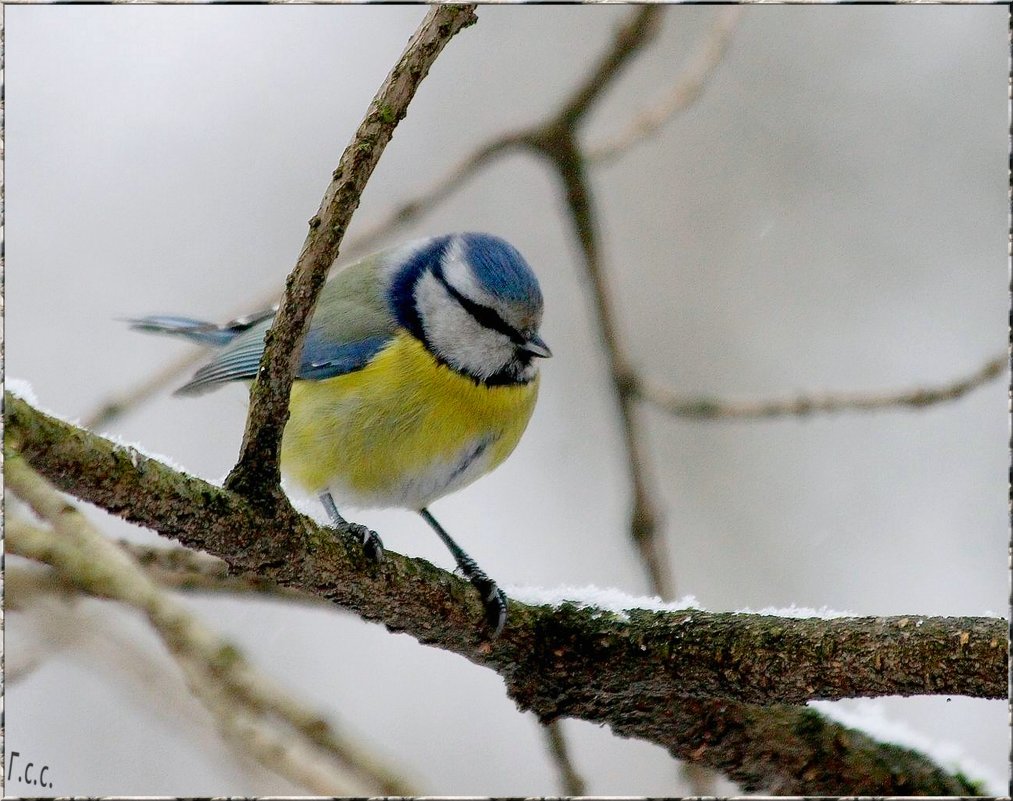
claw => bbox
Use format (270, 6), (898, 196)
(349, 523), (384, 563)
(471, 576), (508, 638)
(318, 493), (384, 563)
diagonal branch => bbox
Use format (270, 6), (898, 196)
(587, 7), (741, 165)
(5, 471), (414, 796)
(557, 7), (664, 128)
(226, 4), (477, 501)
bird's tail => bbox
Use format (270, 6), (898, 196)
(128, 307), (278, 347)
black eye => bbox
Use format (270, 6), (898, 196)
(434, 269), (526, 346)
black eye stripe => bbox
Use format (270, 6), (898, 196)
(433, 269), (526, 346)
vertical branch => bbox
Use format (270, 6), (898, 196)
(542, 720), (587, 796)
(532, 131), (671, 599)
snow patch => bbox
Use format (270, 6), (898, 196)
(809, 699), (1005, 794)
(506, 583), (702, 618)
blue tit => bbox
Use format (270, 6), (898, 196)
(131, 232), (551, 635)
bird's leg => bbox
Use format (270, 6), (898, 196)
(319, 491), (384, 562)
(419, 507), (507, 637)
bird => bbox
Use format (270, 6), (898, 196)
(130, 232), (550, 636)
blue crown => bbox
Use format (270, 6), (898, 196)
(460, 233), (542, 306)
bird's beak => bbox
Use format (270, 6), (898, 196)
(521, 334), (552, 358)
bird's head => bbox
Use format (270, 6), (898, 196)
(388, 233), (550, 385)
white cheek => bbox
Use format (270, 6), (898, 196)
(415, 273), (514, 378)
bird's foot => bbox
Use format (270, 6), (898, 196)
(470, 574), (508, 638)
(347, 522), (384, 563)
(318, 493), (383, 562)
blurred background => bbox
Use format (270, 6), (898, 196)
(5, 5), (1008, 795)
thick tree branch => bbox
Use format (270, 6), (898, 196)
(5, 393), (1001, 795)
(638, 696), (982, 795)
(226, 4), (477, 500)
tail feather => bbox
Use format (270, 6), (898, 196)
(128, 315), (236, 346)
(128, 306), (277, 347)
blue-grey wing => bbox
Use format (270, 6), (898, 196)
(177, 252), (397, 395)
(177, 324), (394, 395)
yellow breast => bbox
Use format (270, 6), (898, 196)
(280, 332), (539, 510)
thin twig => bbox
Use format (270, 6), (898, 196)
(344, 134), (527, 260)
(520, 7), (673, 600)
(542, 721), (587, 796)
(557, 7), (664, 128)
(587, 8), (742, 165)
(4, 480), (415, 795)
(226, 4), (477, 500)
(636, 353), (1006, 420)
(115, 540), (328, 604)
(83, 348), (210, 431)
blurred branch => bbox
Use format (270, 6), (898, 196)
(636, 353), (1006, 420)
(509, 7), (672, 599)
(226, 4), (477, 501)
(4, 466), (415, 796)
(115, 540), (327, 604)
(542, 721), (587, 796)
(6, 393), (1000, 794)
(81, 8), (726, 437)
(82, 348), (209, 431)
(587, 7), (741, 165)
(5, 565), (79, 684)
(339, 135), (528, 261)
(11, 540), (325, 604)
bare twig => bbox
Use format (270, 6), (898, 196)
(83, 348), (210, 431)
(636, 353), (1006, 420)
(4, 472), (415, 796)
(115, 540), (327, 604)
(557, 8), (664, 127)
(226, 4), (477, 500)
(542, 721), (587, 796)
(516, 7), (672, 599)
(81, 9), (721, 437)
(344, 135), (527, 261)
(587, 8), (742, 165)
